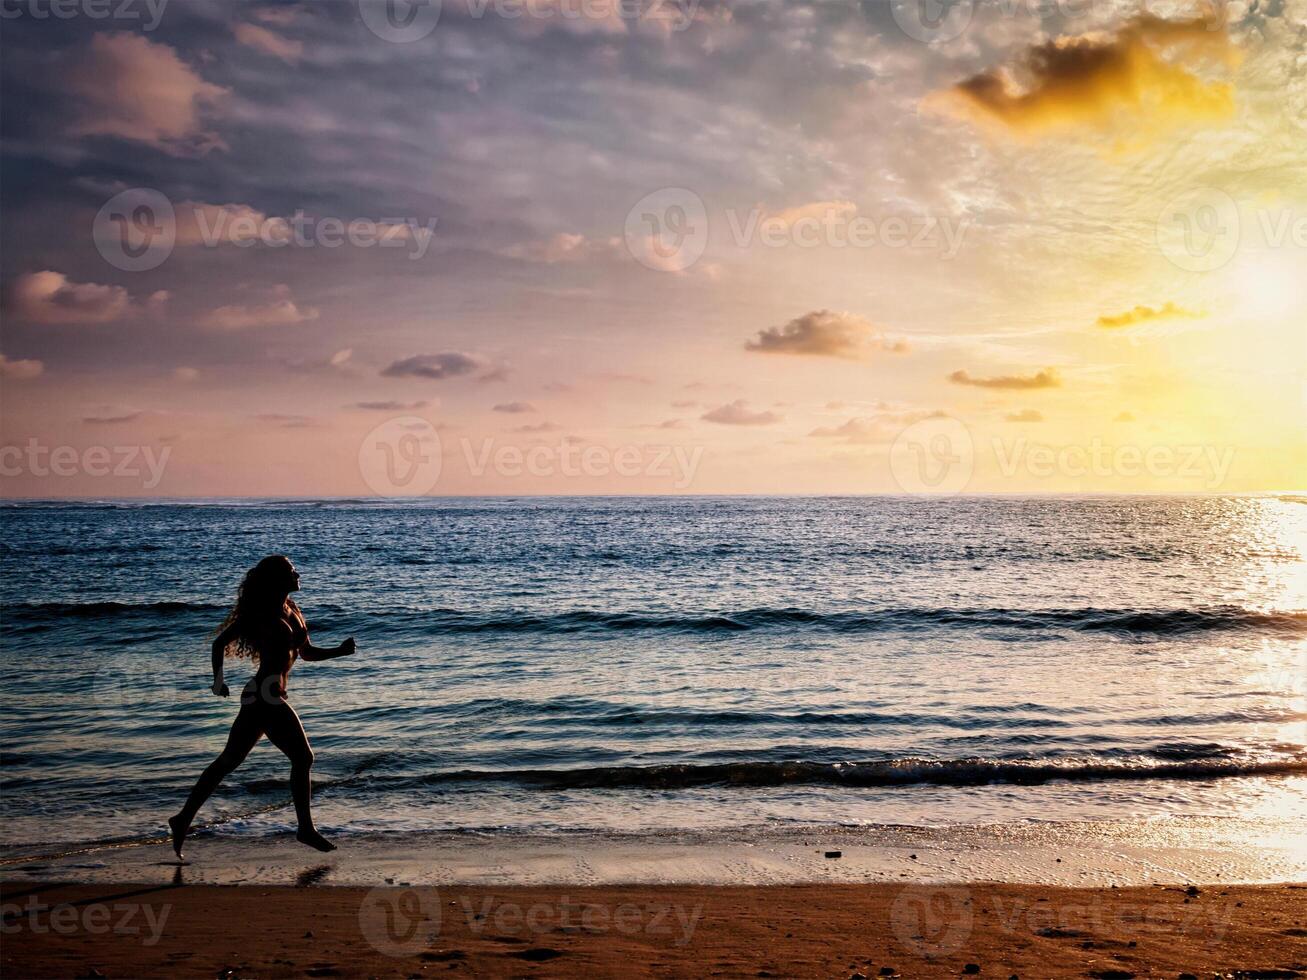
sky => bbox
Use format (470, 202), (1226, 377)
(1, 0), (1305, 496)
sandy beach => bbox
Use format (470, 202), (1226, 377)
(4, 879), (1306, 978)
(4, 814), (1305, 975)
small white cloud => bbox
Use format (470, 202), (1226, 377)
(234, 22), (304, 63)
(147, 290), (170, 319)
(0, 353), (44, 380)
(701, 400), (783, 426)
(8, 271), (130, 325)
(198, 285), (318, 330)
(765, 200), (858, 228)
(500, 232), (624, 264)
(1005, 409), (1045, 423)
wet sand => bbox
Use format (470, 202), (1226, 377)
(4, 880), (1306, 978)
(5, 814), (1306, 889)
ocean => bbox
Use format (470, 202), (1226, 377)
(2, 495), (1305, 857)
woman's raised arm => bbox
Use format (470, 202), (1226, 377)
(300, 636), (356, 662)
(209, 622), (239, 696)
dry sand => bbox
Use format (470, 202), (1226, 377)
(4, 880), (1306, 978)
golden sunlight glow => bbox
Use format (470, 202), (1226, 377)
(1230, 250), (1306, 321)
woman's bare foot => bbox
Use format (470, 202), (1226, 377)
(296, 827), (337, 852)
(167, 813), (188, 859)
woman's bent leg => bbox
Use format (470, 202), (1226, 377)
(262, 699), (335, 852)
(170, 706), (262, 857)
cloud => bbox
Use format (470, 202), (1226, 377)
(477, 366), (511, 384)
(382, 351), (488, 381)
(146, 290), (170, 320)
(493, 401), (536, 413)
(702, 400), (783, 426)
(1005, 409), (1045, 422)
(174, 203), (280, 246)
(280, 348), (357, 375)
(172, 203), (432, 253)
(746, 310), (907, 359)
(933, 14), (1237, 144)
(809, 410), (945, 444)
(1114, 411), (1137, 422)
(809, 417), (890, 443)
(0, 353), (44, 380)
(173, 367), (199, 382)
(63, 33), (228, 155)
(1096, 302), (1201, 329)
(623, 233), (720, 277)
(462, 0), (632, 36)
(82, 409), (142, 425)
(253, 413), (317, 428)
(764, 200), (858, 228)
(501, 232), (624, 264)
(253, 5), (300, 26)
(355, 400), (430, 411)
(198, 286), (318, 330)
(234, 22), (304, 63)
(948, 368), (1060, 390)
(8, 271), (130, 325)
(597, 372), (654, 385)
(512, 421), (562, 433)
(502, 230), (722, 276)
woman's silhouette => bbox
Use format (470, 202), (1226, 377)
(169, 555), (355, 856)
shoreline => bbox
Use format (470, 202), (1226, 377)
(4, 880), (1305, 978)
(4, 814), (1305, 889)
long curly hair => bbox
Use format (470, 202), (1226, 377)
(216, 555), (299, 660)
